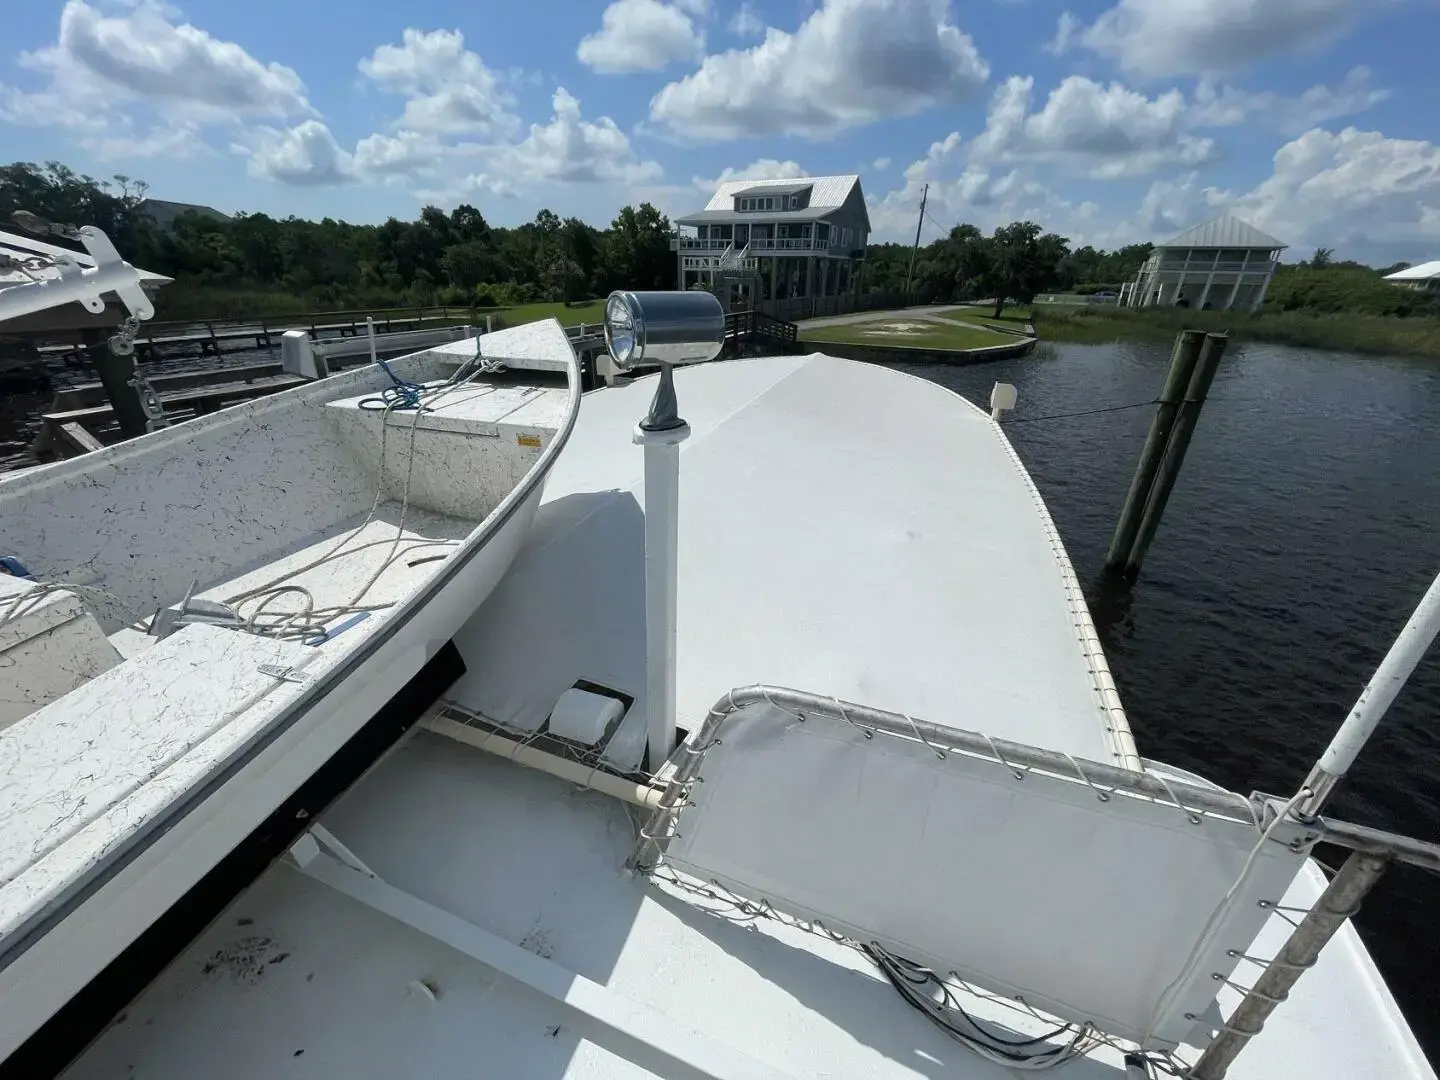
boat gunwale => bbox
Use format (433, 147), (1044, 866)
(0, 325), (583, 975)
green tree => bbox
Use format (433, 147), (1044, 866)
(603, 203), (673, 290)
(983, 221), (1070, 317)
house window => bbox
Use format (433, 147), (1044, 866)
(790, 195), (799, 209)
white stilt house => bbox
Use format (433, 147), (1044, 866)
(672, 175), (870, 310)
(1383, 261), (1440, 293)
(1120, 215), (1287, 312)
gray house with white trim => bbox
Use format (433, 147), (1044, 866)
(673, 175), (870, 307)
(1121, 215), (1287, 312)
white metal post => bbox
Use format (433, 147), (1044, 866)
(634, 416), (690, 771)
(367, 316), (377, 364)
(1298, 567), (1440, 818)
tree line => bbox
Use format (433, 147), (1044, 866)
(3, 160), (1432, 321)
(1, 161), (676, 318)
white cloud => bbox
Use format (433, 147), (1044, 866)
(650, 0), (989, 139)
(1230, 127), (1440, 253)
(729, 1), (767, 36)
(1192, 67), (1389, 136)
(352, 130), (450, 182)
(577, 0), (704, 74)
(972, 75), (1214, 179)
(1078, 0), (1383, 77)
(872, 156), (892, 170)
(360, 29), (516, 137)
(697, 158), (808, 189)
(498, 88), (663, 185)
(1045, 11), (1078, 56)
(242, 120), (355, 186)
(1, 0), (312, 135)
(83, 124), (209, 162)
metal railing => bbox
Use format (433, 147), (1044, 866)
(747, 237), (830, 252)
(673, 237), (731, 251)
(1144, 260), (1276, 274)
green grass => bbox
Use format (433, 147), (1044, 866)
(489, 299), (606, 329)
(800, 317), (1008, 351)
(933, 307), (1034, 331)
(1034, 306), (1440, 359)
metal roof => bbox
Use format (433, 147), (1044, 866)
(732, 182), (813, 199)
(0, 230), (171, 289)
(702, 174), (860, 212)
(1384, 260), (1440, 281)
(675, 207), (838, 226)
(1159, 214), (1288, 251)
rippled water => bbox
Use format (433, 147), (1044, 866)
(904, 340), (1440, 1063)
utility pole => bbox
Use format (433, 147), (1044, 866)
(903, 183), (928, 300)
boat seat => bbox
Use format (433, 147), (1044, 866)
(657, 699), (1316, 1051)
(323, 384), (568, 520)
(0, 575), (122, 731)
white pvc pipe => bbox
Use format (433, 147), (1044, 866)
(1317, 568), (1440, 778)
(634, 422), (690, 771)
(367, 316), (377, 364)
(423, 713), (663, 808)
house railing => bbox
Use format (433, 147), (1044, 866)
(1144, 259), (1277, 274)
(747, 237), (831, 252)
(672, 237), (731, 251)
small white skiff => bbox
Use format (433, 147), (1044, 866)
(0, 319), (580, 1061)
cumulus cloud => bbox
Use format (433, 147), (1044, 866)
(242, 120), (355, 186)
(649, 0), (989, 139)
(1230, 127), (1440, 254)
(497, 88), (663, 186)
(0, 0), (313, 146)
(1192, 67), (1389, 136)
(578, 0), (705, 73)
(1077, 0), (1383, 77)
(360, 29), (517, 137)
(696, 158), (809, 189)
(729, 1), (766, 36)
(971, 75), (1214, 179)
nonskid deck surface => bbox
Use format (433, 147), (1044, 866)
(63, 734), (1430, 1080)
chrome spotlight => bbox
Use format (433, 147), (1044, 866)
(603, 290), (725, 371)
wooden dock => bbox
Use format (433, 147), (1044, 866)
(25, 321), (610, 465)
(36, 305), (476, 363)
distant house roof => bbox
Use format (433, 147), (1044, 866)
(0, 230), (171, 290)
(681, 174), (868, 231)
(732, 182), (813, 199)
(676, 207), (840, 226)
(1159, 214), (1287, 250)
(137, 198), (231, 231)
(1384, 260), (1440, 282)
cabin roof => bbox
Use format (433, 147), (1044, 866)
(1159, 214), (1288, 251)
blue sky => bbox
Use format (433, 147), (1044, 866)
(3, 0), (1438, 262)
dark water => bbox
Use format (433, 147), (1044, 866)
(905, 341), (1440, 1063)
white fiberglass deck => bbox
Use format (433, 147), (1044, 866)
(455, 352), (1132, 771)
(59, 355), (1431, 1080)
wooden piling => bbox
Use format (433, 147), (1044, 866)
(1103, 330), (1205, 575)
(80, 328), (148, 439)
(1124, 332), (1230, 578)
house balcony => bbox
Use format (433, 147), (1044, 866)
(1142, 258), (1277, 274)
(683, 254), (758, 271)
(746, 237), (831, 252)
(672, 237), (731, 251)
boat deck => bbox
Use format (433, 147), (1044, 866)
(62, 733), (1428, 1080)
(54, 354), (1433, 1080)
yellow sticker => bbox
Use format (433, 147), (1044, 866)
(516, 433), (542, 448)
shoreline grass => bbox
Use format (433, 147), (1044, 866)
(1032, 306), (1440, 360)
